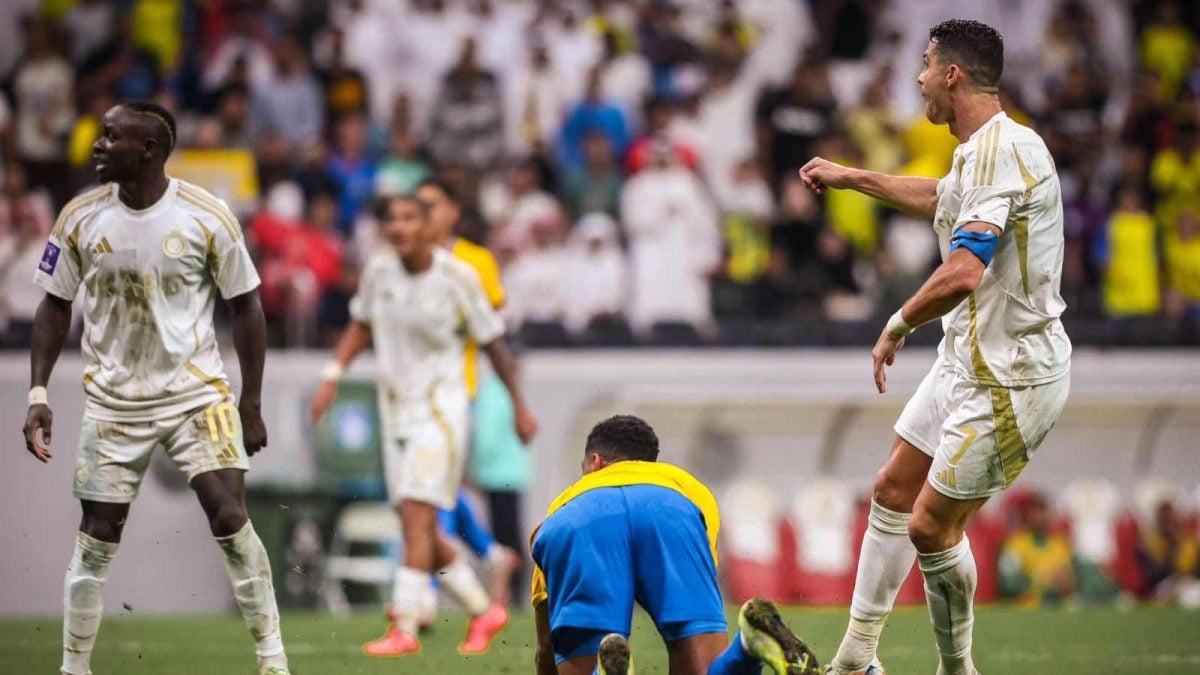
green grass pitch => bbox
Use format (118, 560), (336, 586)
(3, 605), (1198, 674)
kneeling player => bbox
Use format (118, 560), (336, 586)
(531, 415), (821, 675)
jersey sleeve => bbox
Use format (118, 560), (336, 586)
(475, 249), (506, 309)
(453, 264), (505, 345)
(347, 260), (376, 324)
(33, 233), (82, 301)
(954, 129), (1028, 232)
(205, 199), (261, 299)
(530, 563), (548, 607)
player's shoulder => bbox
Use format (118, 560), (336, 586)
(51, 183), (115, 238)
(452, 237), (499, 270)
(438, 248), (487, 288)
(173, 179), (244, 241)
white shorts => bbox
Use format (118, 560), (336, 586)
(73, 398), (249, 503)
(379, 387), (469, 510)
(894, 362), (1070, 500)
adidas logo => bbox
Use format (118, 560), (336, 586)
(91, 237), (114, 255)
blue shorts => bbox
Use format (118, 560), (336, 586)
(532, 484), (727, 664)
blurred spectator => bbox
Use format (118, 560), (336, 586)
(626, 97), (699, 174)
(1044, 66), (1107, 173)
(1140, 0), (1195, 102)
(209, 84), (254, 150)
(375, 127), (431, 198)
(326, 113), (377, 235)
(429, 38), (504, 172)
(755, 61), (835, 184)
(66, 90), (114, 178)
(1136, 500), (1200, 606)
(542, 5), (603, 103)
(843, 65), (904, 175)
(595, 31), (653, 128)
(620, 141), (720, 332)
(250, 35), (325, 151)
(502, 220), (569, 327)
(1094, 187), (1161, 319)
(503, 41), (570, 156)
(0, 1), (39, 84)
(14, 19), (74, 208)
(129, 0), (184, 75)
(1121, 69), (1173, 152)
(63, 0), (116, 66)
(998, 493), (1077, 607)
(318, 28), (369, 122)
(560, 132), (622, 220)
(1150, 121), (1200, 231)
(480, 158), (562, 252)
(201, 0), (273, 93)
(817, 134), (879, 257)
(252, 184), (343, 347)
(712, 158), (775, 318)
(0, 164), (54, 347)
(558, 67), (632, 170)
(1165, 211), (1200, 341)
(561, 212), (627, 333)
(76, 14), (162, 102)
(694, 59), (758, 201)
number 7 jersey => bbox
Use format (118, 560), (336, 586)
(34, 179), (260, 422)
(933, 111), (1072, 387)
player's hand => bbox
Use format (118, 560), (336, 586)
(871, 329), (906, 394)
(239, 401), (268, 456)
(23, 403), (54, 463)
(309, 380), (339, 426)
(515, 404), (538, 444)
(799, 156), (854, 194)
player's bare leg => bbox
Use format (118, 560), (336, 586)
(830, 438), (930, 674)
(61, 501), (128, 675)
(193, 469), (288, 674)
(909, 483), (989, 675)
(665, 633), (726, 674)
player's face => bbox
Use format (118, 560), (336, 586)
(92, 106), (149, 184)
(917, 41), (951, 125)
(381, 199), (431, 257)
(415, 185), (458, 240)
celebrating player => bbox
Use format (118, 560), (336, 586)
(531, 415), (821, 675)
(24, 102), (289, 675)
(309, 193), (536, 656)
(800, 20), (1071, 675)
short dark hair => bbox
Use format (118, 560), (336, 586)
(585, 415), (659, 463)
(121, 99), (177, 155)
(373, 193), (429, 221)
(416, 178), (459, 204)
(928, 19), (1004, 90)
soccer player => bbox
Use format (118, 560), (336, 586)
(799, 20), (1071, 675)
(309, 193), (536, 656)
(23, 101), (289, 675)
(531, 415), (822, 675)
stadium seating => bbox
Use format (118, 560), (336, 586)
(320, 501), (401, 615)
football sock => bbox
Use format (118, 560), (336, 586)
(419, 580), (438, 625)
(62, 532), (117, 675)
(392, 566), (431, 635)
(918, 535), (977, 675)
(708, 631), (761, 675)
(833, 500), (914, 671)
(215, 522), (286, 662)
(437, 557), (491, 616)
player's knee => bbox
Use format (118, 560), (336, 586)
(79, 515), (124, 543)
(907, 509), (952, 553)
(872, 468), (919, 513)
(207, 501), (249, 537)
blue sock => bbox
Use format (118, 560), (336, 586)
(453, 492), (497, 558)
(708, 631), (761, 675)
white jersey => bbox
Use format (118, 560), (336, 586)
(933, 111), (1072, 387)
(34, 179), (260, 422)
(349, 247), (504, 420)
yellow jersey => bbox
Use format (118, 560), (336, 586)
(450, 238), (506, 398)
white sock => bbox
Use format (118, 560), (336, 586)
(392, 566), (431, 635)
(215, 522), (286, 664)
(62, 532), (118, 675)
(918, 536), (977, 675)
(833, 500), (915, 671)
(437, 557), (491, 616)
(419, 580), (439, 625)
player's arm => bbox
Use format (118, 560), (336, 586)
(23, 293), (72, 463)
(871, 221), (998, 394)
(799, 157), (940, 219)
(482, 337), (537, 443)
(228, 289), (268, 455)
(308, 320), (372, 425)
(533, 598), (556, 675)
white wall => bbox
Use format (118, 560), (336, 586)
(2, 348), (1198, 615)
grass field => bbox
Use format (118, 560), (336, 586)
(3, 605), (1198, 674)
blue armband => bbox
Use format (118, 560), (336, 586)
(950, 229), (999, 266)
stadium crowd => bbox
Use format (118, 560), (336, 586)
(1, 0), (1199, 347)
